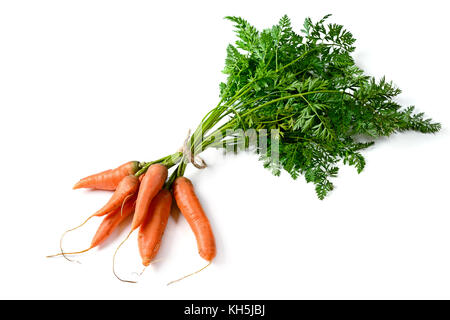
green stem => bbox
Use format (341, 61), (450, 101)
(239, 90), (341, 118)
(165, 158), (188, 189)
(135, 152), (183, 177)
(203, 89), (341, 142)
(276, 46), (318, 73)
(183, 47), (344, 170)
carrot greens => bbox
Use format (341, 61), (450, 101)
(179, 14), (440, 199)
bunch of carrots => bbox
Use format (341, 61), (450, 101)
(49, 14), (442, 284)
(49, 158), (216, 284)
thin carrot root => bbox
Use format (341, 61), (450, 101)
(53, 192), (134, 262)
(120, 194), (133, 217)
(167, 261), (212, 286)
(131, 258), (162, 278)
(46, 247), (92, 258)
(132, 267), (147, 278)
(58, 216), (94, 264)
(112, 230), (138, 284)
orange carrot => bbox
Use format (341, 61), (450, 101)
(138, 189), (172, 266)
(112, 164), (167, 283)
(91, 195), (136, 248)
(47, 196), (136, 258)
(131, 164), (168, 231)
(94, 175), (140, 217)
(73, 161), (139, 191)
(172, 177), (216, 261)
(54, 175), (140, 262)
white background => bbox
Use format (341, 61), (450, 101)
(1, 0), (449, 299)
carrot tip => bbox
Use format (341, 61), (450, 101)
(142, 259), (151, 267)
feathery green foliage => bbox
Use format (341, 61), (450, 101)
(177, 15), (440, 199)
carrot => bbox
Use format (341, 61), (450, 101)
(73, 161), (139, 191)
(131, 164), (168, 231)
(172, 177), (216, 261)
(56, 175), (139, 262)
(47, 196), (136, 258)
(112, 164), (168, 282)
(94, 175), (140, 217)
(91, 196), (136, 248)
(138, 189), (172, 266)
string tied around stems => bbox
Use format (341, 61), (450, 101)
(178, 129), (207, 169)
